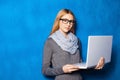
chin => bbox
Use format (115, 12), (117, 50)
(63, 30), (69, 33)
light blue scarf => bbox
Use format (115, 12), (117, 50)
(49, 30), (78, 54)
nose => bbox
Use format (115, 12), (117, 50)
(66, 22), (71, 25)
(66, 23), (72, 28)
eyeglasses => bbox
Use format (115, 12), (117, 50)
(59, 18), (75, 25)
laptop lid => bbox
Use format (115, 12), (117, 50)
(86, 36), (113, 68)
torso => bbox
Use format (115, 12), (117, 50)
(48, 38), (82, 80)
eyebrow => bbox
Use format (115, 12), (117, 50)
(60, 18), (74, 21)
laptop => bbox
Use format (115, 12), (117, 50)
(74, 36), (113, 69)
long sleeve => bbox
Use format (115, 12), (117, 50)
(42, 39), (64, 76)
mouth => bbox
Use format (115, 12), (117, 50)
(66, 27), (71, 30)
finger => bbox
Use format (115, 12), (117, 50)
(68, 70), (72, 73)
(95, 63), (100, 69)
(97, 66), (101, 69)
(69, 68), (79, 72)
(72, 65), (80, 69)
(96, 59), (104, 68)
(67, 65), (80, 69)
(96, 65), (103, 69)
(95, 66), (104, 70)
(95, 63), (101, 69)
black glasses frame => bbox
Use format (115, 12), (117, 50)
(59, 18), (75, 25)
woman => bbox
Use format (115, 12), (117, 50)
(42, 9), (104, 80)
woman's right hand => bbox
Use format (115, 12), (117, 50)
(62, 64), (80, 73)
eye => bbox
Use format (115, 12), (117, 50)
(63, 19), (68, 22)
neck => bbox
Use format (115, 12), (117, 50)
(59, 29), (69, 38)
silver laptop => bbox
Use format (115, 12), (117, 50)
(74, 36), (113, 69)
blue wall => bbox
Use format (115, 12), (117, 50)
(0, 0), (120, 80)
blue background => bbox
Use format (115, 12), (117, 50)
(0, 0), (120, 80)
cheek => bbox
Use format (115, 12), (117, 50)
(70, 25), (73, 28)
(59, 23), (64, 29)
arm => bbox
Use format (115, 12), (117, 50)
(78, 38), (83, 63)
(42, 39), (64, 76)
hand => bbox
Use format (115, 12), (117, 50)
(62, 64), (80, 73)
(95, 57), (105, 70)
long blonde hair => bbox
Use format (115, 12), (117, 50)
(50, 9), (76, 35)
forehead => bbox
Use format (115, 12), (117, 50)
(61, 14), (74, 20)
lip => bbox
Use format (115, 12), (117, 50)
(65, 27), (70, 30)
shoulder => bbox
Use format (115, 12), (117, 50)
(45, 38), (56, 46)
(46, 38), (54, 43)
(44, 38), (59, 51)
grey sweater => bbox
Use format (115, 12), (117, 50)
(42, 38), (82, 80)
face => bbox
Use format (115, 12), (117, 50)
(59, 14), (74, 35)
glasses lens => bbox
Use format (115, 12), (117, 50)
(62, 19), (68, 24)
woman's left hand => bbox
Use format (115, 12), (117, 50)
(95, 57), (105, 70)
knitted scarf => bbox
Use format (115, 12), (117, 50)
(49, 30), (78, 54)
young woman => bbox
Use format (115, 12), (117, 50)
(42, 9), (104, 80)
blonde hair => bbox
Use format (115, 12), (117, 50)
(50, 9), (76, 35)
